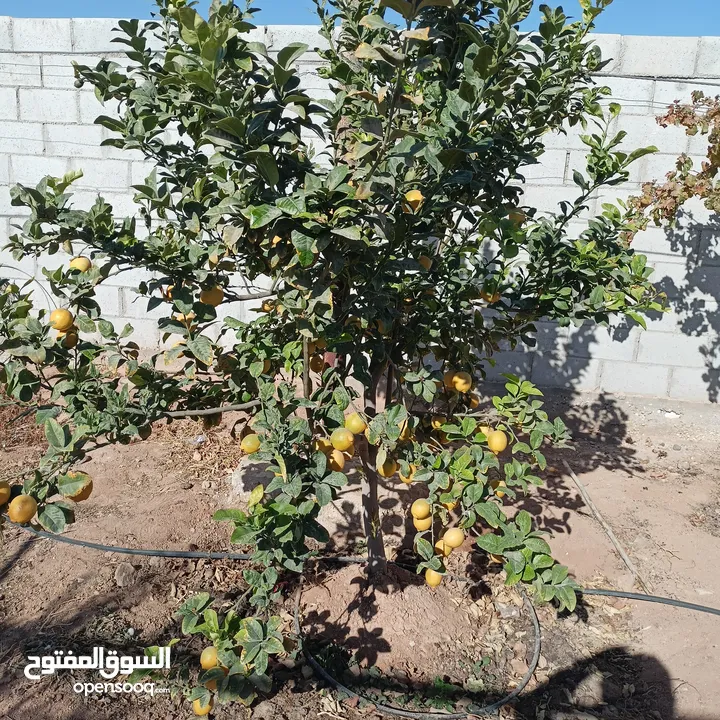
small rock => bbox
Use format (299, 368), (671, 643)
(673, 444), (682, 451)
(194, 435), (207, 446)
(678, 460), (691, 471)
(201, 480), (212, 490)
(193, 451), (202, 461)
(114, 563), (136, 588)
(537, 654), (547, 669)
(494, 601), (520, 619)
(180, 482), (193, 490)
(301, 664), (314, 679)
(126, 627), (135, 637)
(509, 658), (528, 675)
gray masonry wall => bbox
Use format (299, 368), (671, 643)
(0, 18), (719, 402)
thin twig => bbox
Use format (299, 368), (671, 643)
(562, 459), (651, 593)
(165, 401), (260, 418)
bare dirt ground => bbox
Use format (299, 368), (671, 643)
(0, 389), (718, 720)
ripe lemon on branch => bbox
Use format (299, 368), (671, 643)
(49, 309), (74, 332)
(8, 495), (37, 524)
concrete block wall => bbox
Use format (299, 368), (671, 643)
(0, 19), (718, 402)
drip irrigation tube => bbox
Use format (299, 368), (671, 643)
(4, 515), (720, 717)
(292, 578), (542, 719)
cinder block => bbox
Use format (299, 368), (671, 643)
(631, 224), (700, 261)
(266, 25), (329, 53)
(69, 157), (131, 190)
(71, 18), (123, 52)
(621, 36), (699, 79)
(568, 324), (639, 362)
(0, 17), (12, 51)
(588, 33), (623, 75)
(696, 38), (720, 79)
(13, 18), (73, 53)
(105, 266), (155, 289)
(654, 79), (720, 110)
(45, 123), (104, 159)
(122, 289), (168, 320)
(0, 120), (43, 154)
(107, 316), (160, 347)
(79, 91), (120, 124)
(19, 88), (77, 123)
(604, 76), (656, 115)
(649, 261), (693, 297)
(599, 360), (670, 396)
(131, 161), (156, 186)
(91, 285), (122, 316)
(482, 351), (533, 382)
(0, 187), (28, 216)
(0, 53), (41, 87)
(668, 367), (714, 402)
(0, 243), (36, 276)
(11, 155), (69, 185)
(698, 229), (720, 266)
(531, 355), (601, 391)
(613, 114), (689, 156)
(530, 321), (568, 353)
(521, 184), (596, 218)
(520, 149), (567, 184)
(0, 86), (16, 120)
(41, 53), (107, 90)
(637, 331), (710, 368)
(0, 154), (8, 185)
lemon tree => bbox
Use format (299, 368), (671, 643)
(0, 0), (664, 710)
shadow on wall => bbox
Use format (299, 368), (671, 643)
(653, 209), (720, 402)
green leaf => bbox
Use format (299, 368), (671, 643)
(515, 510), (532, 537)
(380, 0), (415, 18)
(475, 533), (505, 554)
(254, 153), (279, 187)
(38, 503), (68, 533)
(525, 537), (552, 554)
(291, 230), (317, 267)
(359, 14), (397, 31)
(277, 42), (308, 68)
(57, 472), (91, 499)
(186, 336), (215, 366)
(45, 418), (68, 450)
(241, 204), (282, 229)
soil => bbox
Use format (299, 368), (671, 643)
(0, 390), (718, 720)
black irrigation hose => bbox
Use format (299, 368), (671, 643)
(580, 588), (720, 618)
(5, 515), (720, 717)
(292, 578), (542, 720)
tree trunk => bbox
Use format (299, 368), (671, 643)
(360, 361), (389, 575)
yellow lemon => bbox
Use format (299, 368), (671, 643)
(443, 528), (465, 549)
(413, 516), (432, 531)
(200, 286), (224, 307)
(8, 495), (37, 524)
(434, 539), (452, 557)
(49, 309), (74, 332)
(200, 646), (218, 670)
(240, 434), (261, 454)
(345, 412), (367, 434)
(69, 256), (91, 272)
(330, 428), (355, 453)
(404, 189), (424, 212)
(425, 568), (443, 587)
(0, 480), (11, 505)
(411, 498), (431, 520)
(418, 254), (433, 271)
(378, 458), (398, 478)
(328, 449), (345, 472)
(312, 437), (333, 454)
(487, 430), (508, 454)
(399, 464), (416, 484)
